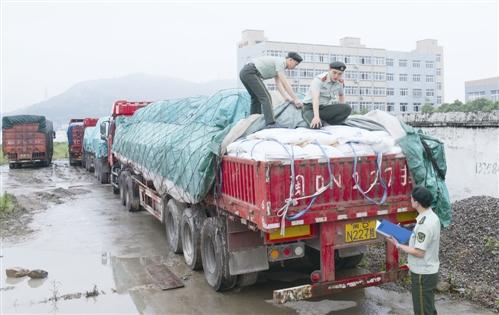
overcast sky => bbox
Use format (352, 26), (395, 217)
(1, 0), (498, 112)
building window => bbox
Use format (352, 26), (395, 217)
(400, 88), (408, 96)
(413, 89), (422, 97)
(436, 68), (441, 76)
(387, 103), (394, 112)
(359, 87), (372, 96)
(345, 86), (358, 95)
(360, 102), (372, 111)
(344, 55), (354, 64)
(399, 74), (408, 81)
(344, 71), (358, 80)
(330, 54), (341, 62)
(426, 61), (434, 68)
(436, 54), (441, 62)
(359, 72), (371, 80)
(386, 73), (394, 81)
(426, 89), (435, 97)
(412, 60), (421, 68)
(374, 57), (385, 65)
(437, 82), (442, 90)
(400, 103), (408, 112)
(373, 102), (385, 110)
(266, 50), (283, 57)
(386, 58), (394, 66)
(413, 74), (421, 82)
(373, 87), (386, 96)
(437, 96), (442, 104)
(491, 90), (499, 101)
(373, 72), (385, 81)
(304, 53), (314, 62)
(267, 83), (276, 91)
(359, 56), (372, 65)
(386, 88), (395, 96)
(399, 59), (408, 67)
(426, 75), (434, 83)
(413, 103), (421, 112)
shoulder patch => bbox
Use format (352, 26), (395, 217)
(418, 216), (426, 225)
(417, 232), (426, 243)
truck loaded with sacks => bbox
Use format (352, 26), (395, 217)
(107, 89), (451, 303)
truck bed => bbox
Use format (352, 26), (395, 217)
(214, 153), (413, 233)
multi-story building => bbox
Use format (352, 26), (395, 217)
(237, 30), (444, 113)
(465, 77), (499, 102)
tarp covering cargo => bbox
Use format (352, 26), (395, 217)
(112, 90), (451, 226)
(112, 89), (250, 203)
(83, 127), (95, 153)
(397, 122), (451, 227)
(2, 115), (49, 133)
(83, 117), (109, 158)
(67, 122), (83, 145)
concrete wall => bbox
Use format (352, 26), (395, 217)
(401, 111), (499, 201)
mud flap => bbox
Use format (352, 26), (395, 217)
(229, 246), (269, 276)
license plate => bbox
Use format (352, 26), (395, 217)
(345, 220), (377, 243)
(20, 154), (31, 159)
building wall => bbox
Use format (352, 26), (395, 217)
(464, 77), (499, 102)
(237, 30), (444, 114)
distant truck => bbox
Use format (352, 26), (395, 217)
(79, 118), (98, 168)
(2, 115), (55, 168)
(83, 100), (150, 184)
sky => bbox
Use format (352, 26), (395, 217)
(1, 0), (498, 112)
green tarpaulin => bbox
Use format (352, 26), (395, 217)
(112, 89), (250, 203)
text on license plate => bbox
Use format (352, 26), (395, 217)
(345, 220), (377, 243)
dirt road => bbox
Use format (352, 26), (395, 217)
(0, 161), (494, 314)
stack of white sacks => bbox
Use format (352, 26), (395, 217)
(227, 125), (403, 161)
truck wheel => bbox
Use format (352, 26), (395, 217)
(181, 208), (206, 270)
(236, 272), (259, 288)
(164, 199), (184, 254)
(125, 176), (140, 212)
(81, 154), (86, 168)
(9, 163), (17, 169)
(119, 171), (130, 206)
(200, 217), (237, 291)
(94, 159), (100, 178)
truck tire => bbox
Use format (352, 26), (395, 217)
(94, 158), (100, 178)
(164, 199), (184, 254)
(181, 207), (206, 270)
(200, 217), (237, 292)
(81, 153), (86, 168)
(119, 171), (130, 206)
(125, 176), (140, 212)
(236, 272), (259, 288)
(9, 163), (17, 169)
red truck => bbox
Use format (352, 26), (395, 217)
(114, 146), (417, 302)
(2, 115), (55, 168)
(97, 100), (151, 185)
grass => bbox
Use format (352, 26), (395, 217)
(53, 142), (69, 160)
(0, 192), (15, 216)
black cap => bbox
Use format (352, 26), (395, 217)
(330, 61), (346, 72)
(286, 52), (303, 63)
(411, 186), (433, 208)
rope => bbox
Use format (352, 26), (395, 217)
(348, 142), (388, 205)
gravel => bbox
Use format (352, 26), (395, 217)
(362, 196), (499, 312)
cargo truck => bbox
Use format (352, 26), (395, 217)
(107, 91), (422, 303)
(2, 115), (55, 168)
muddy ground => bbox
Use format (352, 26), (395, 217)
(0, 160), (496, 314)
